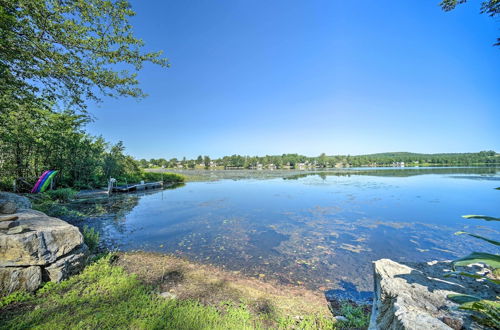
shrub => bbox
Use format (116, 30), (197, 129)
(83, 226), (100, 253)
(43, 188), (78, 202)
(141, 172), (185, 183)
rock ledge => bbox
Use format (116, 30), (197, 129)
(0, 192), (88, 295)
(369, 258), (498, 330)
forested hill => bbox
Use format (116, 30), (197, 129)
(142, 151), (499, 169)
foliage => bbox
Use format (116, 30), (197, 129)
(455, 231), (500, 246)
(141, 172), (185, 183)
(0, 255), (336, 329)
(82, 225), (100, 253)
(42, 188), (78, 202)
(336, 302), (370, 328)
(0, 104), (147, 191)
(0, 0), (168, 110)
(141, 151), (499, 170)
(440, 0), (500, 46)
(0, 291), (33, 308)
(447, 193), (500, 327)
(0, 0), (167, 192)
(463, 215), (500, 221)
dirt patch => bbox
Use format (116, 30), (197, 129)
(115, 251), (331, 318)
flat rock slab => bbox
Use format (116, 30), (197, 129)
(369, 259), (499, 330)
(0, 209), (83, 267)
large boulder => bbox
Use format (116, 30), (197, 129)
(0, 192), (88, 295)
(44, 245), (89, 282)
(0, 209), (84, 267)
(369, 259), (498, 330)
(0, 266), (42, 295)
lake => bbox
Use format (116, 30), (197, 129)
(76, 167), (500, 303)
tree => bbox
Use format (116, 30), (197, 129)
(203, 155), (211, 168)
(440, 0), (500, 46)
(0, 0), (168, 110)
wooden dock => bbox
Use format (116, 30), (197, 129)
(112, 181), (163, 193)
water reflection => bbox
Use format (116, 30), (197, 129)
(69, 168), (500, 302)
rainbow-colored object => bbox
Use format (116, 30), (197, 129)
(31, 170), (58, 193)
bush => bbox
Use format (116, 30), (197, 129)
(83, 226), (100, 253)
(141, 172), (185, 183)
(43, 188), (78, 202)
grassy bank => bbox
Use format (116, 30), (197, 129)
(0, 252), (371, 329)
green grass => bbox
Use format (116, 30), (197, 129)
(0, 256), (336, 329)
(337, 302), (371, 328)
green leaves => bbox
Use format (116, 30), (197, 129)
(462, 215), (500, 221)
(455, 231), (500, 246)
(1, 0), (168, 109)
(459, 299), (500, 328)
(448, 294), (480, 304)
(453, 252), (500, 269)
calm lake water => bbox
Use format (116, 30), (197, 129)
(76, 168), (500, 302)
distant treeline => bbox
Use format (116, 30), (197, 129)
(141, 151), (499, 170)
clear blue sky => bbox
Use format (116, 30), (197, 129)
(87, 0), (500, 160)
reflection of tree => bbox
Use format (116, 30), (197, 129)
(284, 167), (499, 180)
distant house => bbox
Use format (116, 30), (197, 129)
(392, 162), (405, 167)
(282, 162), (292, 170)
(267, 164), (277, 170)
(256, 163), (263, 170)
(295, 163), (306, 170)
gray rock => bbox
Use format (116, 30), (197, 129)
(0, 266), (42, 295)
(0, 220), (19, 230)
(0, 194), (89, 295)
(159, 292), (177, 299)
(0, 210), (84, 267)
(0, 201), (17, 214)
(0, 215), (19, 222)
(369, 259), (498, 330)
(0, 192), (31, 211)
(6, 224), (28, 235)
(44, 245), (89, 283)
(335, 316), (348, 322)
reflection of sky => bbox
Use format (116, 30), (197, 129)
(96, 172), (500, 296)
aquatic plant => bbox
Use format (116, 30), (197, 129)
(83, 226), (100, 253)
(446, 208), (500, 328)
